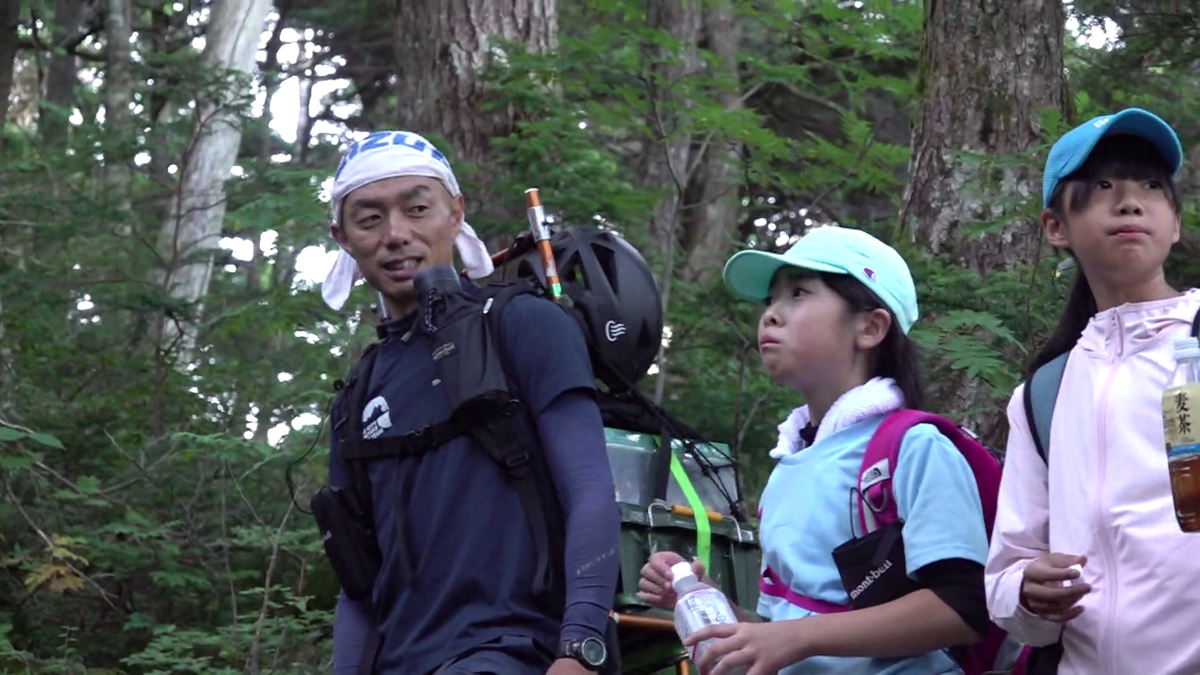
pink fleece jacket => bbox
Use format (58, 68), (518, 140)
(986, 289), (1200, 674)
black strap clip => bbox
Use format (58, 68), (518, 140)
(504, 447), (531, 470)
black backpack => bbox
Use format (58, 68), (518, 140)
(318, 276), (565, 600)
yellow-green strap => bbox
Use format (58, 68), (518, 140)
(669, 448), (711, 571)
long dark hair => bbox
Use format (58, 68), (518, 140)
(1028, 134), (1182, 376)
(818, 272), (926, 410)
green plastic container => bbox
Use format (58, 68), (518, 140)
(604, 428), (760, 674)
(615, 502), (759, 612)
(604, 428), (743, 516)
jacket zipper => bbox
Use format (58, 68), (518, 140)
(1095, 311), (1123, 673)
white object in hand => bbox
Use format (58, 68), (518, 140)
(670, 561), (745, 675)
(1066, 563), (1085, 587)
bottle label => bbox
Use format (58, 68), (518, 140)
(683, 593), (732, 627)
(674, 588), (735, 640)
(1163, 383), (1200, 460)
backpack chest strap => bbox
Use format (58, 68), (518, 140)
(339, 417), (469, 462)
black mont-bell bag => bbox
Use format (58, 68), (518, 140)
(831, 516), (918, 610)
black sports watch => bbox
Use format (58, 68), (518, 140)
(558, 636), (607, 671)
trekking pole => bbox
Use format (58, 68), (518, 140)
(524, 188), (562, 301)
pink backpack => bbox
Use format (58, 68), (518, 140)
(758, 410), (1031, 675)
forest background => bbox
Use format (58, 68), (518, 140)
(1, 0), (1198, 672)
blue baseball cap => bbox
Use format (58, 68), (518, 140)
(722, 226), (919, 334)
(1042, 108), (1183, 208)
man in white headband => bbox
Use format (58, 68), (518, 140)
(322, 130), (493, 314)
(321, 131), (620, 675)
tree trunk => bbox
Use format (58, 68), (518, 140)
(634, 0), (752, 402)
(636, 0), (701, 405)
(638, 0), (701, 261)
(296, 75), (313, 163)
(103, 0), (133, 209)
(146, 4), (174, 203)
(900, 0), (1068, 274)
(900, 0), (1067, 435)
(680, 0), (742, 284)
(259, 3), (289, 161)
(393, 0), (557, 230)
(39, 0), (88, 142)
(0, 0), (20, 146)
(0, 0), (23, 413)
(154, 0), (273, 362)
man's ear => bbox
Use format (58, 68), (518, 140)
(1043, 208), (1070, 249)
(331, 223), (351, 252)
(855, 307), (892, 352)
(450, 194), (465, 239)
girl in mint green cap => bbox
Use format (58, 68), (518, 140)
(637, 226), (992, 674)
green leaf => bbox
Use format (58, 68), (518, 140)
(77, 476), (101, 493)
(0, 428), (23, 442)
(0, 454), (34, 470)
(29, 432), (64, 449)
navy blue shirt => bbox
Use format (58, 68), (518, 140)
(330, 287), (620, 675)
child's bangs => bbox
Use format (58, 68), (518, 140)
(1075, 135), (1173, 183)
(1058, 134), (1180, 213)
(770, 266), (820, 286)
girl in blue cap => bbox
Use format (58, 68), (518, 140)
(987, 109), (1200, 674)
(637, 227), (993, 674)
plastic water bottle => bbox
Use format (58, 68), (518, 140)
(671, 561), (745, 675)
(1163, 337), (1200, 532)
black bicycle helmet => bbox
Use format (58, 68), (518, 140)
(516, 228), (664, 392)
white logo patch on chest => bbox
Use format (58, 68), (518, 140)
(362, 396), (392, 439)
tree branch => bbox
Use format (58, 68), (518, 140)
(4, 478), (121, 613)
(246, 479), (304, 674)
(33, 459), (131, 509)
(16, 34), (105, 62)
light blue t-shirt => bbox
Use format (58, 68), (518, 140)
(756, 414), (989, 675)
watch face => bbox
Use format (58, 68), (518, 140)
(580, 637), (606, 666)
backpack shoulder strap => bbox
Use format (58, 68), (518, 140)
(339, 341), (383, 444)
(859, 410), (1001, 536)
(1023, 352), (1069, 464)
(335, 341), (384, 511)
(467, 277), (566, 597)
(479, 277), (547, 334)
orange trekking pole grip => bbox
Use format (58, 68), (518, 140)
(525, 188), (562, 301)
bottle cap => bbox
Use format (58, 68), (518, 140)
(670, 561), (695, 585)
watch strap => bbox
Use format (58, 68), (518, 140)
(557, 637), (605, 670)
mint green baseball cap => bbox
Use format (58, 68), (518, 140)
(722, 226), (919, 333)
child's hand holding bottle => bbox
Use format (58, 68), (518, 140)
(638, 550), (709, 610)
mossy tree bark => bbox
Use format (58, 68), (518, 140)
(901, 0), (1069, 274)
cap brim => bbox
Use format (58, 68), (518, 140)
(722, 249), (846, 302)
(1063, 108), (1183, 179)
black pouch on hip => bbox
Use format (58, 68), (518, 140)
(311, 484), (382, 601)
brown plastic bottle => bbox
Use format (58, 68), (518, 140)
(1161, 337), (1200, 532)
